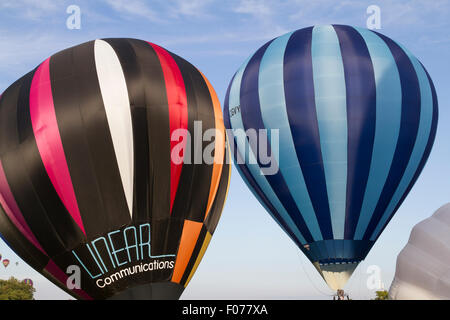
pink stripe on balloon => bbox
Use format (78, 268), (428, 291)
(29, 58), (86, 235)
(45, 260), (93, 300)
(0, 160), (46, 254)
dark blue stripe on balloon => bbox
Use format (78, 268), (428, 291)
(370, 64), (438, 241)
(363, 33), (421, 239)
(223, 75), (304, 248)
(306, 239), (374, 263)
(239, 40), (314, 243)
(283, 27), (333, 240)
(333, 25), (377, 239)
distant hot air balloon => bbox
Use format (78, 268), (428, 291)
(224, 25), (438, 292)
(2, 259), (9, 268)
(23, 278), (34, 287)
(390, 203), (450, 299)
(0, 38), (230, 299)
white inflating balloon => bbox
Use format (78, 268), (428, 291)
(390, 203), (450, 299)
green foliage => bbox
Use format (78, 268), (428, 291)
(0, 277), (35, 300)
(374, 290), (389, 300)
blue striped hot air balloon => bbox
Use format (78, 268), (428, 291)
(224, 25), (438, 291)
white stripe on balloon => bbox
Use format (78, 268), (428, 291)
(94, 39), (134, 218)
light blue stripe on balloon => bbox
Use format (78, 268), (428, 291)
(353, 27), (402, 240)
(228, 56), (307, 244)
(258, 32), (323, 241)
(311, 25), (347, 239)
(370, 46), (434, 241)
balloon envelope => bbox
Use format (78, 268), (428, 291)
(2, 259), (9, 268)
(390, 203), (450, 299)
(0, 38), (230, 299)
(224, 25), (438, 290)
(23, 278), (34, 287)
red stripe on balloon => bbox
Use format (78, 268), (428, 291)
(0, 160), (47, 254)
(29, 58), (86, 235)
(147, 42), (188, 214)
(44, 260), (93, 300)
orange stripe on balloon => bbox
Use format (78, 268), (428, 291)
(197, 70), (225, 220)
(171, 220), (203, 283)
(184, 231), (212, 287)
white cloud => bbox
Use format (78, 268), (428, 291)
(0, 0), (60, 20)
(103, 0), (162, 22)
(378, 0), (450, 27)
(231, 0), (289, 42)
(0, 0), (58, 10)
(0, 29), (93, 92)
(234, 0), (272, 16)
(174, 0), (213, 17)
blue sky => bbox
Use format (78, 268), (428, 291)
(0, 0), (450, 299)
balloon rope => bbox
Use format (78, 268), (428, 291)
(296, 249), (335, 298)
(357, 262), (363, 299)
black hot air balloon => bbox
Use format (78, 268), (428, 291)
(0, 38), (230, 300)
